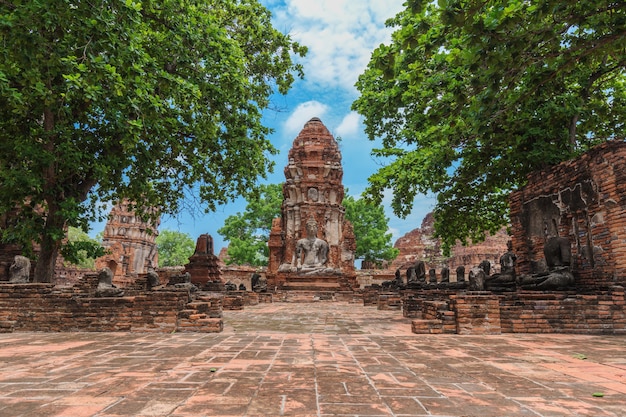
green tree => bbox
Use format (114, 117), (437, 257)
(343, 195), (399, 265)
(218, 183), (282, 266)
(155, 229), (195, 267)
(0, 0), (306, 281)
(353, 0), (625, 253)
(62, 226), (105, 269)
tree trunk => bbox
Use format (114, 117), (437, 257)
(33, 206), (64, 283)
(33, 237), (60, 283)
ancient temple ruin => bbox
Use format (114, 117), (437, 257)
(510, 140), (626, 289)
(95, 201), (159, 286)
(267, 117), (356, 291)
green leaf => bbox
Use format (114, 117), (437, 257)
(342, 195), (399, 263)
(0, 0), (306, 281)
(353, 0), (625, 248)
(218, 184), (282, 266)
(155, 230), (195, 267)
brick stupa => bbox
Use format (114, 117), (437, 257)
(185, 233), (222, 289)
(267, 117), (357, 291)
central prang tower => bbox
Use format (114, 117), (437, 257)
(266, 117), (356, 291)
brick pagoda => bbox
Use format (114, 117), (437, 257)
(185, 233), (222, 289)
(267, 118), (356, 291)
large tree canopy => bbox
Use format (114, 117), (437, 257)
(353, 0), (625, 253)
(0, 0), (306, 281)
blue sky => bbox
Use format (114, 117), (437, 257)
(94, 0), (437, 253)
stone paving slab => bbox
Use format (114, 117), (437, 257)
(0, 301), (625, 416)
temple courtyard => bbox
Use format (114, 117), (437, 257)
(1, 301), (625, 417)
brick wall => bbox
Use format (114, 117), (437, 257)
(403, 287), (626, 335)
(450, 293), (501, 335)
(363, 286), (380, 306)
(499, 287), (626, 334)
(0, 281), (223, 333)
(509, 141), (626, 289)
(377, 293), (402, 310)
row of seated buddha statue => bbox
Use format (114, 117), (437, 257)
(222, 272), (268, 293)
(384, 236), (575, 292)
(383, 262), (466, 291)
(477, 236), (574, 291)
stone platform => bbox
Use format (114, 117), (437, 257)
(276, 274), (348, 292)
(280, 278), (341, 291)
(1, 302), (625, 417)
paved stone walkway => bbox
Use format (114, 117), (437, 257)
(1, 301), (625, 417)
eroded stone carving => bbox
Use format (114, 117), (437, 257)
(295, 217), (330, 272)
(469, 266), (486, 291)
(456, 265), (465, 282)
(382, 268), (405, 291)
(479, 260), (492, 276)
(428, 268), (437, 283)
(519, 236), (574, 290)
(484, 240), (517, 291)
(440, 266), (450, 283)
(407, 260), (426, 287)
(146, 267), (160, 290)
(167, 272), (197, 291)
(95, 267), (124, 297)
(9, 255), (30, 283)
(252, 272), (268, 292)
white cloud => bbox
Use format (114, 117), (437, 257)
(388, 227), (401, 241)
(284, 101), (329, 134)
(335, 112), (361, 138)
(268, 0), (405, 91)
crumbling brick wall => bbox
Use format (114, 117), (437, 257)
(499, 287), (626, 334)
(0, 279), (223, 333)
(509, 141), (626, 289)
(404, 287), (626, 335)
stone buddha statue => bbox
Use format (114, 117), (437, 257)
(484, 240), (517, 290)
(9, 255), (31, 283)
(95, 267), (124, 297)
(295, 217), (329, 271)
(519, 235), (574, 290)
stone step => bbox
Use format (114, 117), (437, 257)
(281, 282), (342, 291)
(275, 290), (338, 302)
(282, 276), (343, 283)
(411, 319), (444, 334)
(0, 320), (16, 333)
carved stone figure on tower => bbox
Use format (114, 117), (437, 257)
(295, 217), (329, 271)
